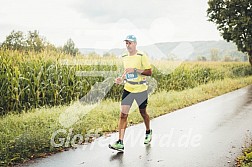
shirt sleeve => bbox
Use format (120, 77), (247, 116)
(141, 54), (151, 69)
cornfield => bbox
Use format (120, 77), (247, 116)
(1, 49), (252, 114)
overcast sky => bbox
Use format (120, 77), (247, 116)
(0, 0), (222, 49)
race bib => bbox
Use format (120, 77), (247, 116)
(126, 72), (138, 80)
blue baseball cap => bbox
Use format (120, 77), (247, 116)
(124, 35), (137, 42)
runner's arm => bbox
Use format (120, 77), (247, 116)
(136, 69), (152, 76)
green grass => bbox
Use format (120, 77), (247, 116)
(1, 76), (252, 166)
(236, 145), (252, 167)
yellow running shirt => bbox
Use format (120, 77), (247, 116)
(122, 51), (151, 93)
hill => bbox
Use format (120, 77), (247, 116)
(79, 40), (247, 61)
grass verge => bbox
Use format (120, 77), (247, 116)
(236, 143), (252, 167)
(1, 77), (252, 166)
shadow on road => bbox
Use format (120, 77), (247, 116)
(109, 152), (124, 163)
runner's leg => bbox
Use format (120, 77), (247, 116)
(135, 91), (150, 131)
(119, 105), (130, 140)
(119, 90), (133, 140)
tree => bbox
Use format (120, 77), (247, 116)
(197, 56), (207, 61)
(1, 30), (26, 51)
(44, 42), (57, 52)
(210, 48), (220, 61)
(62, 38), (80, 56)
(223, 55), (233, 62)
(207, 0), (252, 65)
(0, 30), (52, 52)
(26, 30), (45, 52)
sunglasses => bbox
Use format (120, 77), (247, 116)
(125, 41), (132, 45)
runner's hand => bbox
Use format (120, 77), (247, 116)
(115, 77), (123, 85)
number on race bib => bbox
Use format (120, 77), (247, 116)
(126, 72), (138, 80)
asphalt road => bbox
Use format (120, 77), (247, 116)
(20, 85), (252, 167)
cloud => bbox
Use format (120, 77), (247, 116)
(0, 0), (222, 48)
(72, 0), (171, 27)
